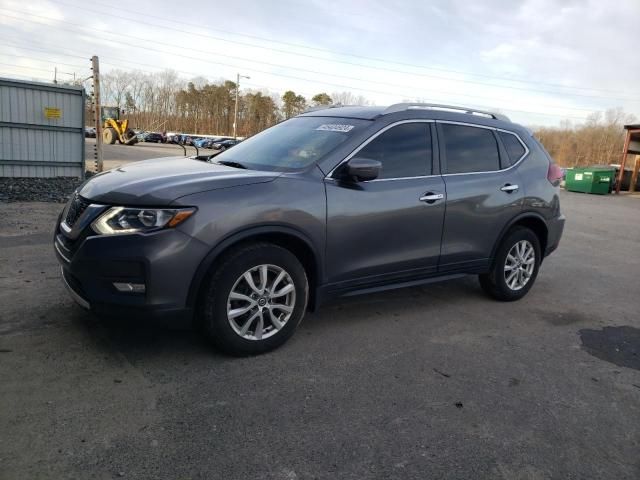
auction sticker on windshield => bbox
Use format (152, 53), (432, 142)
(315, 124), (355, 133)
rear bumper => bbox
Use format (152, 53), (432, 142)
(54, 224), (208, 321)
(545, 213), (565, 257)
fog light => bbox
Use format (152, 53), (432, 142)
(113, 282), (146, 293)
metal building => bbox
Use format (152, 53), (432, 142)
(0, 78), (85, 178)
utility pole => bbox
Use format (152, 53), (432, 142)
(233, 73), (250, 140)
(91, 56), (104, 172)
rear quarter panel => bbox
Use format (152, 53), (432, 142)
(519, 133), (562, 220)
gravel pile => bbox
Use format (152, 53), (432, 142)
(0, 176), (89, 203)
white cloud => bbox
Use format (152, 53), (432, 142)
(0, 0), (638, 126)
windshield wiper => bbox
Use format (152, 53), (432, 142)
(214, 160), (248, 169)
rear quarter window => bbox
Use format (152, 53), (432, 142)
(498, 131), (527, 166)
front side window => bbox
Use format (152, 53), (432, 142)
(356, 122), (432, 179)
(441, 124), (500, 174)
(498, 131), (526, 165)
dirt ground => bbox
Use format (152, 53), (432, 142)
(1, 191), (639, 479)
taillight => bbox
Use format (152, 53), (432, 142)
(547, 162), (563, 186)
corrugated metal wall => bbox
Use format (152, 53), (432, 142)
(0, 78), (85, 178)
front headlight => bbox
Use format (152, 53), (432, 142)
(91, 207), (196, 235)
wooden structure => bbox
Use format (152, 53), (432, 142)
(615, 124), (640, 193)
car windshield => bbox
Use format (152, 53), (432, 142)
(213, 116), (370, 172)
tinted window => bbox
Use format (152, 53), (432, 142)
(441, 124), (500, 174)
(217, 116), (370, 172)
(357, 123), (431, 179)
(498, 131), (526, 165)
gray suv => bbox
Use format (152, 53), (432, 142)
(54, 103), (565, 355)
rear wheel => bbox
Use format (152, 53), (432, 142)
(103, 127), (117, 144)
(200, 243), (308, 356)
(479, 227), (541, 301)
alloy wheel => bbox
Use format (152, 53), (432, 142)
(226, 264), (296, 340)
(504, 240), (535, 291)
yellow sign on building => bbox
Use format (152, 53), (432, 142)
(44, 107), (61, 119)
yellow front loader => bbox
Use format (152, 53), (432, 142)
(101, 106), (138, 145)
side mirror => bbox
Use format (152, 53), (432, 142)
(343, 157), (382, 182)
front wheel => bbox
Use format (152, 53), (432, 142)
(200, 243), (308, 356)
(479, 227), (541, 301)
(102, 127), (117, 145)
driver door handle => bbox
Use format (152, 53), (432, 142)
(500, 184), (519, 193)
(419, 192), (444, 204)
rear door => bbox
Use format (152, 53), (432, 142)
(436, 122), (525, 273)
(325, 121), (446, 287)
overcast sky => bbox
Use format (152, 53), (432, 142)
(1, 0), (639, 126)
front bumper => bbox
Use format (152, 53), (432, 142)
(54, 218), (208, 320)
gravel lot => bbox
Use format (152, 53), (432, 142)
(0, 140), (191, 203)
(1, 191), (639, 479)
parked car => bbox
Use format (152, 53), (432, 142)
(54, 103), (565, 356)
(84, 127), (96, 138)
(212, 139), (241, 151)
(143, 132), (164, 143)
(192, 138), (213, 148)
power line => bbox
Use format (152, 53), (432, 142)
(1, 40), (593, 121)
(0, 53), (86, 70)
(2, 7), (638, 104)
(0, 62), (55, 73)
(0, 44), (593, 122)
(48, 0), (636, 97)
(2, 44), (598, 115)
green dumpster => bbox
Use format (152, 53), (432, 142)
(565, 166), (615, 195)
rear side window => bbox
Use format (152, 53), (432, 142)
(498, 131), (526, 165)
(357, 122), (431, 179)
(441, 124), (500, 174)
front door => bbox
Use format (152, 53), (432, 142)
(325, 121), (446, 288)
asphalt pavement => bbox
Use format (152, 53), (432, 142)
(84, 138), (194, 171)
(1, 191), (639, 479)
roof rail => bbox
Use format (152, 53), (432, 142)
(382, 103), (511, 122)
(302, 103), (345, 114)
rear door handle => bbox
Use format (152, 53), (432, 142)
(419, 192), (444, 204)
(500, 184), (519, 193)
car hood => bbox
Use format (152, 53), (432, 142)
(78, 156), (280, 205)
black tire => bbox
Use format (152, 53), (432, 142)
(479, 227), (541, 301)
(199, 243), (309, 356)
(125, 129), (138, 145)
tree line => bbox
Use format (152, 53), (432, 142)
(95, 69), (635, 167)
(533, 108), (635, 168)
(95, 69), (369, 137)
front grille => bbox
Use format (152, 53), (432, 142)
(65, 193), (90, 227)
